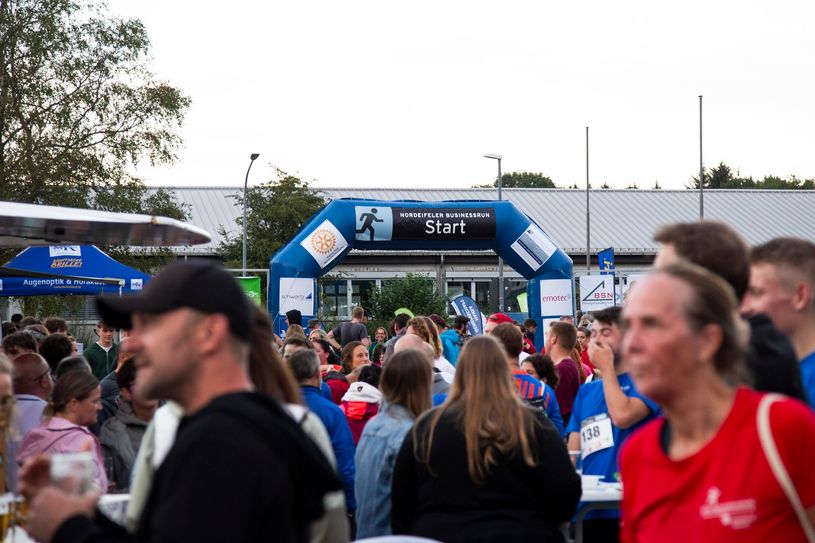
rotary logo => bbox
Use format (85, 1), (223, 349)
(310, 228), (336, 255)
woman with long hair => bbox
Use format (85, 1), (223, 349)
(249, 306), (349, 543)
(407, 316), (455, 375)
(249, 306), (302, 405)
(17, 369), (108, 491)
(340, 341), (370, 375)
(355, 350), (432, 538)
(391, 335), (580, 542)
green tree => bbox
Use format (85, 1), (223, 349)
(218, 169), (326, 270)
(0, 0), (190, 317)
(0, 0), (190, 211)
(688, 162), (814, 190)
(368, 273), (449, 329)
(476, 171), (557, 188)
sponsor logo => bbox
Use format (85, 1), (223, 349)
(131, 278), (143, 290)
(699, 487), (757, 529)
(542, 295), (569, 302)
(310, 228), (337, 255)
(300, 220), (348, 269)
(51, 258), (82, 269)
(48, 246), (82, 257)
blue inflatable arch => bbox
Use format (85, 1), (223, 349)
(269, 199), (574, 348)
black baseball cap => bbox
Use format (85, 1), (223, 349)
(454, 315), (470, 327)
(96, 260), (252, 342)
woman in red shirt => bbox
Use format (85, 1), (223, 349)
(619, 263), (815, 543)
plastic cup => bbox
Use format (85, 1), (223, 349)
(51, 452), (94, 495)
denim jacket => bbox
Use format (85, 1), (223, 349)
(354, 402), (416, 539)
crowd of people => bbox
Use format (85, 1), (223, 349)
(0, 220), (813, 542)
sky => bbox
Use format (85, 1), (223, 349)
(107, 0), (814, 191)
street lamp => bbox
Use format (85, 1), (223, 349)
(242, 153), (260, 276)
(483, 153), (504, 312)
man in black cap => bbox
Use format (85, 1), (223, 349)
(21, 260), (339, 543)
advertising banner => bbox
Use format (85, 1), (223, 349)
(450, 295), (485, 336)
(511, 224), (558, 271)
(354, 206), (495, 242)
(278, 277), (314, 316)
(539, 279), (574, 317)
(579, 275), (616, 311)
(598, 247), (615, 275)
(300, 220), (348, 269)
(237, 276), (262, 305)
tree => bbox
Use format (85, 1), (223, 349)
(0, 0), (190, 212)
(368, 273), (448, 328)
(475, 171), (557, 188)
(688, 162), (815, 190)
(218, 169), (326, 270)
(0, 0), (190, 317)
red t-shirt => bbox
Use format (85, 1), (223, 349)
(554, 357), (581, 421)
(581, 349), (595, 374)
(620, 388), (815, 543)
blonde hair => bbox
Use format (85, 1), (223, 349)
(415, 335), (539, 484)
(407, 316), (443, 358)
(286, 324), (307, 339)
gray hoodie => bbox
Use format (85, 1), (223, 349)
(99, 401), (150, 490)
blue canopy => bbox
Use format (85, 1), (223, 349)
(0, 245), (150, 297)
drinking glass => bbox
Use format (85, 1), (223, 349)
(569, 450), (583, 475)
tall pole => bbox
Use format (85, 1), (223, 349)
(699, 95), (704, 220)
(242, 153), (260, 276)
(497, 157), (504, 312)
(586, 126), (590, 271)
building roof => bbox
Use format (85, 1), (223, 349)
(165, 186), (815, 256)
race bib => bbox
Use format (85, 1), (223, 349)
(580, 413), (614, 457)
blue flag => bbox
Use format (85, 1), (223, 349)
(450, 295), (485, 336)
(598, 247), (615, 276)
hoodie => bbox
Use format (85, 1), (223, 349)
(16, 416), (108, 491)
(340, 381), (382, 444)
(99, 401), (150, 490)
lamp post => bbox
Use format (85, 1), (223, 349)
(242, 153), (260, 276)
(483, 153), (504, 312)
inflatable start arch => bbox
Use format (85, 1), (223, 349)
(269, 199), (574, 348)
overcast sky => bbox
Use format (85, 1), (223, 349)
(108, 0), (814, 190)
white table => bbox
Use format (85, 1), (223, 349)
(574, 480), (622, 543)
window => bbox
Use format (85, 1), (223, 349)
(351, 280), (376, 313)
(320, 280), (347, 317)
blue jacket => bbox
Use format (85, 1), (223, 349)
(302, 386), (357, 510)
(354, 403), (415, 538)
(440, 329), (464, 366)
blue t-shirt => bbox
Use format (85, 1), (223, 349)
(566, 372), (659, 519)
(801, 351), (815, 407)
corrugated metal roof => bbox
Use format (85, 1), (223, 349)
(164, 187), (815, 256)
